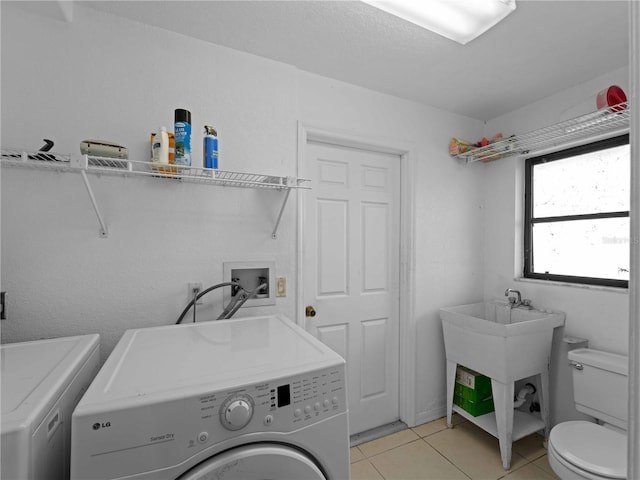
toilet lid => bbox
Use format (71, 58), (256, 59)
(550, 421), (627, 479)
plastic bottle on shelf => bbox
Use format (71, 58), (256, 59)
(151, 126), (169, 172)
(203, 125), (218, 171)
(174, 109), (191, 169)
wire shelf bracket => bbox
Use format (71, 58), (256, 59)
(272, 187), (291, 239)
(79, 169), (109, 238)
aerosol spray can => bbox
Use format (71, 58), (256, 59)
(174, 108), (191, 168)
(203, 125), (218, 170)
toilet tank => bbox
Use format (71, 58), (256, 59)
(569, 348), (628, 430)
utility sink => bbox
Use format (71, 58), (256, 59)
(440, 301), (565, 383)
(440, 300), (565, 470)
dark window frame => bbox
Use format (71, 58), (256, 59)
(524, 134), (630, 288)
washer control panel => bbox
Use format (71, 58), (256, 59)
(192, 364), (346, 444)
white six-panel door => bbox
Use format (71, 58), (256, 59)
(303, 141), (400, 435)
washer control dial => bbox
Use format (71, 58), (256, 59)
(220, 394), (254, 431)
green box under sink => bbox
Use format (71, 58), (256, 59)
(454, 366), (494, 416)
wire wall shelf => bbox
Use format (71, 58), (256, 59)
(0, 147), (309, 190)
(1, 147), (310, 239)
(455, 102), (630, 164)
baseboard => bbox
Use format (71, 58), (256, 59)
(349, 420), (408, 447)
(413, 405), (447, 428)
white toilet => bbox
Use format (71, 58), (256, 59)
(548, 348), (628, 480)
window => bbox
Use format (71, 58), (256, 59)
(524, 135), (630, 288)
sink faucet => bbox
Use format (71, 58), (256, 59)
(505, 289), (521, 306)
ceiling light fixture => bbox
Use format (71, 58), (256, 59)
(362, 0), (517, 45)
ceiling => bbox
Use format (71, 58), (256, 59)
(78, 1), (629, 121)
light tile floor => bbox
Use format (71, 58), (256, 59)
(350, 414), (560, 480)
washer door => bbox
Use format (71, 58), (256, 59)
(178, 443), (327, 480)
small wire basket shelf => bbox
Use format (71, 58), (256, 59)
(455, 102), (630, 163)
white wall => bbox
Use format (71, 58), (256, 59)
(1, 4), (300, 357)
(483, 67), (631, 425)
(1, 4), (486, 425)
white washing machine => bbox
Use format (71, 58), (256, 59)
(1, 334), (101, 480)
(70, 315), (350, 479)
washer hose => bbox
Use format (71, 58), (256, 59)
(217, 283), (268, 320)
(175, 282), (240, 324)
(175, 282), (268, 324)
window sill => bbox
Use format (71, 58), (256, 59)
(514, 277), (628, 294)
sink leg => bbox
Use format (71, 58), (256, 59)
(446, 360), (457, 427)
(491, 379), (515, 470)
(538, 371), (550, 440)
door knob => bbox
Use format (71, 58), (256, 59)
(305, 306), (316, 318)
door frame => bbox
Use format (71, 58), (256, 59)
(296, 122), (417, 427)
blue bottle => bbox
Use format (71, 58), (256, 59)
(174, 109), (191, 167)
(203, 126), (218, 170)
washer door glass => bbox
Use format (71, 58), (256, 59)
(178, 443), (327, 480)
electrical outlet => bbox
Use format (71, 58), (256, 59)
(188, 283), (203, 305)
(276, 277), (286, 297)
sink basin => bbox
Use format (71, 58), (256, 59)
(440, 301), (565, 383)
(441, 300), (565, 469)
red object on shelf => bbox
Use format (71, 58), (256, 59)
(596, 85), (627, 112)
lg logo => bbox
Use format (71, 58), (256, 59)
(92, 421), (111, 430)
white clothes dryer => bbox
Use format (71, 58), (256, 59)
(70, 315), (349, 480)
(1, 334), (101, 480)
